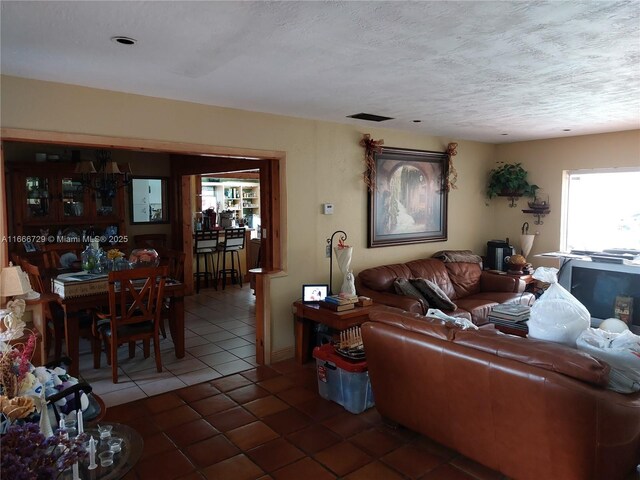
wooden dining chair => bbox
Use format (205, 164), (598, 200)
(133, 234), (168, 249)
(21, 260), (98, 365)
(158, 247), (185, 283)
(20, 260), (62, 361)
(157, 247), (185, 338)
(93, 266), (168, 383)
(41, 243), (83, 269)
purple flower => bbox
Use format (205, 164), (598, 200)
(0, 423), (87, 479)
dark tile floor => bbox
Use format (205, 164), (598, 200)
(104, 359), (523, 480)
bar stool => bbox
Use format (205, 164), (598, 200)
(216, 228), (246, 289)
(193, 230), (219, 293)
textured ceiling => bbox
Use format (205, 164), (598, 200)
(1, 1), (639, 143)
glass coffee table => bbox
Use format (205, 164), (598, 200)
(60, 423), (143, 480)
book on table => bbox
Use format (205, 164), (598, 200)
(319, 300), (356, 312)
(323, 294), (359, 306)
(488, 311), (530, 322)
(489, 316), (529, 330)
(491, 304), (531, 316)
(488, 314), (529, 324)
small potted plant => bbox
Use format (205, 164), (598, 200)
(486, 162), (538, 199)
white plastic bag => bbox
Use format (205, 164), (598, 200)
(576, 328), (640, 393)
(426, 308), (478, 330)
(527, 267), (590, 347)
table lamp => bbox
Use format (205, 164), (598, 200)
(0, 263), (33, 301)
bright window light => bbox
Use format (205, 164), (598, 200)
(562, 169), (640, 252)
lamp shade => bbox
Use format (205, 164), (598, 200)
(0, 265), (33, 298)
(74, 160), (97, 174)
(103, 161), (122, 174)
(520, 234), (535, 259)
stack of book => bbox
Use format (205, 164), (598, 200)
(487, 304), (531, 330)
(319, 294), (359, 311)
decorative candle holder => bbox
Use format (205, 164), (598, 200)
(108, 437), (123, 453)
(98, 451), (114, 467)
(98, 424), (112, 440)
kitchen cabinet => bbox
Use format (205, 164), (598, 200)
(220, 183), (259, 224)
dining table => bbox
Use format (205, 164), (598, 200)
(51, 277), (185, 377)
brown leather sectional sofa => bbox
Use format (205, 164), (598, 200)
(362, 307), (640, 480)
(355, 257), (534, 324)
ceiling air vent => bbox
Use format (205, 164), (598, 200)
(347, 113), (394, 122)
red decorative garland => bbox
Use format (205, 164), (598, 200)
(360, 134), (384, 191)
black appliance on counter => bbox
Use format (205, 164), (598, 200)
(486, 239), (515, 271)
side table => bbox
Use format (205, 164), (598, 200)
(486, 271), (535, 293)
(293, 301), (374, 364)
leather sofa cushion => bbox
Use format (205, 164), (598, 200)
(453, 329), (610, 387)
(410, 278), (457, 310)
(406, 259), (456, 299)
(443, 262), (482, 298)
(368, 307), (458, 341)
(358, 263), (413, 292)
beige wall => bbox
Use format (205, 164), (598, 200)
(1, 75), (499, 358)
(494, 130), (640, 265)
(2, 76), (638, 358)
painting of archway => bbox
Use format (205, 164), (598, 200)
(368, 146), (448, 247)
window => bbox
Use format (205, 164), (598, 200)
(562, 168), (640, 252)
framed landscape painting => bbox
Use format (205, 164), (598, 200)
(368, 146), (448, 247)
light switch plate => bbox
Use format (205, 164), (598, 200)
(323, 203), (334, 215)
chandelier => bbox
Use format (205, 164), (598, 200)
(74, 150), (132, 199)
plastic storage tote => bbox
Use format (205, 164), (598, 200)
(312, 343), (374, 414)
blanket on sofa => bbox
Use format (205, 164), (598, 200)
(432, 250), (482, 264)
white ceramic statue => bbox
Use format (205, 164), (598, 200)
(334, 245), (356, 296)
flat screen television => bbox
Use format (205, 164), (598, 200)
(557, 259), (640, 332)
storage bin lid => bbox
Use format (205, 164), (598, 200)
(313, 343), (368, 372)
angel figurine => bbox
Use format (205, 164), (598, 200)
(0, 299), (27, 341)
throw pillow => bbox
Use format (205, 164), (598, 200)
(393, 278), (429, 306)
(410, 278), (457, 311)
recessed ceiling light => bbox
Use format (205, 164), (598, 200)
(563, 129), (571, 132)
(111, 36), (137, 46)
(412, 120), (422, 123)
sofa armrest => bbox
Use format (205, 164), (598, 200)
(356, 284), (427, 314)
(480, 271), (525, 293)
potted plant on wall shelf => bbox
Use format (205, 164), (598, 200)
(486, 162), (538, 207)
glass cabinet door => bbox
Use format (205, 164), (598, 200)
(60, 176), (89, 219)
(95, 187), (119, 220)
(25, 176), (53, 220)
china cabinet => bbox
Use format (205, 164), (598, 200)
(8, 164), (126, 239)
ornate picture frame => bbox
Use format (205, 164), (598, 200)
(368, 146), (448, 247)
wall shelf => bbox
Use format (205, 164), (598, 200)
(522, 208), (550, 225)
(497, 193), (523, 208)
